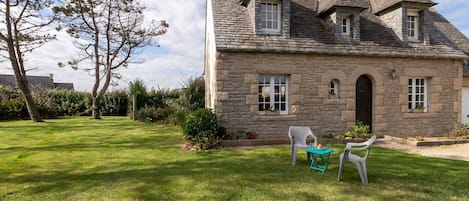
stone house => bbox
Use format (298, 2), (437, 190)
(205, 0), (469, 138)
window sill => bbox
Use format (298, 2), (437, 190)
(258, 30), (282, 36)
(403, 112), (439, 119)
(257, 114), (297, 121)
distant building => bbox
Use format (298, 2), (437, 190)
(0, 74), (74, 90)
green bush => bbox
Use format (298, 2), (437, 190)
(153, 107), (176, 123)
(101, 90), (128, 116)
(0, 98), (28, 120)
(182, 108), (220, 150)
(34, 91), (58, 119)
(48, 90), (91, 116)
(336, 122), (371, 139)
(135, 106), (157, 122)
(169, 110), (187, 126)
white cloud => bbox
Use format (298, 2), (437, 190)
(1, 0), (467, 92)
(1, 0), (206, 91)
(434, 0), (469, 37)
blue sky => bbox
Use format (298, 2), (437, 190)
(0, 0), (468, 91)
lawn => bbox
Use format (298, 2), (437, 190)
(0, 117), (468, 201)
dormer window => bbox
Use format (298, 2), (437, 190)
(260, 0), (281, 33)
(407, 10), (419, 41)
(342, 16), (351, 36)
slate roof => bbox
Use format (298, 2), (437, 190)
(370, 0), (436, 15)
(210, 0), (469, 60)
(318, 0), (368, 15)
(54, 83), (75, 90)
(0, 74), (74, 90)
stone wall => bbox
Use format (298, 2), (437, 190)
(464, 76), (469, 87)
(213, 52), (462, 139)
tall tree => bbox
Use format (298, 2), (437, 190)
(0, 0), (57, 122)
(55, 0), (168, 119)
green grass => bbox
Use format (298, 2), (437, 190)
(0, 117), (468, 201)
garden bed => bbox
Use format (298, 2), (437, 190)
(384, 135), (469, 147)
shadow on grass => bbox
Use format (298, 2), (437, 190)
(2, 146), (469, 200)
(1, 117), (468, 200)
(0, 133), (179, 152)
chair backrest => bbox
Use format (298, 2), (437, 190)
(345, 135), (377, 159)
(288, 126), (317, 147)
(363, 135), (377, 149)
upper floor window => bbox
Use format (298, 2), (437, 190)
(342, 16), (351, 35)
(407, 10), (419, 41)
(408, 78), (427, 112)
(260, 0), (281, 32)
(259, 75), (288, 114)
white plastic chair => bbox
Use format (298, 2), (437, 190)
(337, 135), (377, 184)
(288, 126), (318, 166)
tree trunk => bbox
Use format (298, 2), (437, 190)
(91, 97), (101, 119)
(17, 79), (43, 122)
(132, 94), (137, 120)
(3, 1), (43, 122)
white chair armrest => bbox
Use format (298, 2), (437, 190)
(344, 147), (369, 151)
(345, 142), (367, 149)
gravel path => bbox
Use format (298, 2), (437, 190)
(375, 139), (469, 162)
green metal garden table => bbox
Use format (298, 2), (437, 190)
(305, 147), (334, 175)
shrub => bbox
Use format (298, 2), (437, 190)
(101, 90), (128, 116)
(323, 133), (335, 139)
(446, 124), (469, 139)
(336, 122), (371, 139)
(0, 98), (28, 120)
(182, 108), (220, 150)
(169, 110), (187, 126)
(153, 107), (176, 123)
(135, 106), (157, 122)
(34, 92), (58, 119)
(48, 90), (91, 116)
(353, 122), (370, 138)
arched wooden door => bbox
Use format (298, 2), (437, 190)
(356, 75), (372, 131)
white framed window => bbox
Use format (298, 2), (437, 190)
(258, 75), (288, 114)
(329, 79), (340, 99)
(407, 11), (419, 41)
(408, 78), (428, 112)
(260, 0), (281, 32)
(342, 16), (351, 36)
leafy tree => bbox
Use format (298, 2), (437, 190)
(0, 0), (57, 122)
(54, 0), (168, 119)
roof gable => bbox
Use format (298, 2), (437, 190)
(318, 0), (368, 16)
(370, 0), (436, 15)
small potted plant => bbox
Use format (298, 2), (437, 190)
(413, 105), (425, 113)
